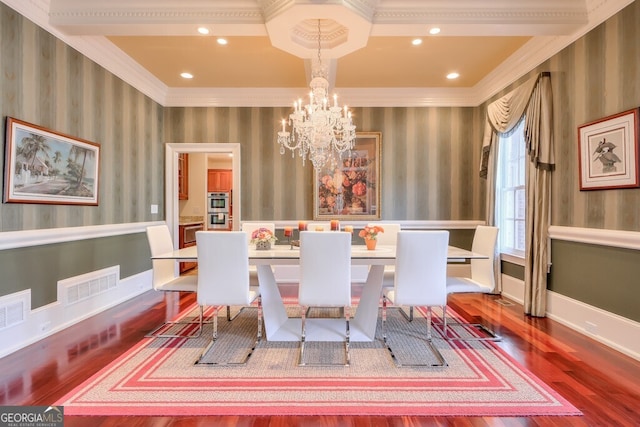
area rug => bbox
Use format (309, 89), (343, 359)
(55, 299), (581, 417)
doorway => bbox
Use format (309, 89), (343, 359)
(165, 143), (241, 246)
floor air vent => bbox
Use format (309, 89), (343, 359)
(0, 291), (29, 331)
(59, 266), (119, 306)
(495, 298), (515, 306)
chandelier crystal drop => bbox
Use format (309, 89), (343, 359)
(277, 20), (356, 169)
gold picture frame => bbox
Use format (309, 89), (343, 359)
(313, 131), (381, 220)
(4, 117), (100, 205)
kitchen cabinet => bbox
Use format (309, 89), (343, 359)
(178, 153), (189, 200)
(178, 222), (202, 273)
(207, 169), (232, 192)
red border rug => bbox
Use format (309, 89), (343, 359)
(55, 301), (581, 417)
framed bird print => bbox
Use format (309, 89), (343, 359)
(578, 108), (639, 190)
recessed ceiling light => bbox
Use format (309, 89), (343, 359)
(429, 27), (441, 35)
(197, 27), (209, 35)
(412, 38), (422, 46)
(446, 72), (460, 80)
(217, 38), (228, 45)
(180, 72), (193, 79)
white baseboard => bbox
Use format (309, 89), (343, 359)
(546, 291), (640, 361)
(498, 274), (639, 361)
(0, 270), (152, 359)
(501, 274), (525, 305)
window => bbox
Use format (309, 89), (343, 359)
(495, 119), (526, 257)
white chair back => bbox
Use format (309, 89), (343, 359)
(146, 224), (178, 291)
(241, 222), (275, 243)
(470, 226), (499, 292)
(299, 231), (351, 307)
(374, 223), (401, 246)
(393, 230), (449, 306)
(196, 231), (252, 306)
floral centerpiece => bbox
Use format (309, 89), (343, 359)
(359, 225), (384, 250)
(250, 228), (277, 250)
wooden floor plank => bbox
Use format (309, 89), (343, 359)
(1, 290), (639, 426)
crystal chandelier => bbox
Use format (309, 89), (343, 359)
(277, 20), (356, 169)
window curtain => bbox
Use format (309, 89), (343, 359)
(480, 72), (554, 316)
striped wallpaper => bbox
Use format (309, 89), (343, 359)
(164, 106), (485, 222)
(483, 0), (640, 233)
(0, 4), (165, 232)
(3, 1), (640, 234)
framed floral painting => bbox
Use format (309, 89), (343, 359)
(313, 131), (381, 220)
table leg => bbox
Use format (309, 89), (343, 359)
(257, 265), (289, 340)
(352, 265), (384, 341)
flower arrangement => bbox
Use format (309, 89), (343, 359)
(358, 225), (384, 241)
(250, 228), (277, 244)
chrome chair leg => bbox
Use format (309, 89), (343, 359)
(299, 305), (308, 366)
(299, 305), (350, 367)
(442, 305), (501, 342)
(382, 299), (447, 367)
(195, 300), (262, 366)
(145, 305), (204, 339)
(399, 306), (414, 322)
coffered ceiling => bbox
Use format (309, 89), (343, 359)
(3, 0), (634, 106)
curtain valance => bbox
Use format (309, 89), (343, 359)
(480, 73), (554, 178)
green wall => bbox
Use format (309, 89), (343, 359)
(549, 240), (640, 322)
(0, 234), (150, 308)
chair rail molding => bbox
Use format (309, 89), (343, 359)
(0, 221), (163, 251)
(549, 225), (640, 251)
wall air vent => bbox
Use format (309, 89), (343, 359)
(0, 291), (29, 330)
(58, 266), (119, 306)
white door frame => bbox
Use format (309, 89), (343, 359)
(165, 143), (241, 246)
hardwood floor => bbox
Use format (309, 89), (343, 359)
(1, 290), (639, 427)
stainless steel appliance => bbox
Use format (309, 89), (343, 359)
(182, 223), (202, 245)
(208, 212), (230, 229)
(179, 222), (203, 273)
(207, 192), (230, 230)
(207, 192), (229, 212)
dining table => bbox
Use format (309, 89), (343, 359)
(152, 244), (487, 342)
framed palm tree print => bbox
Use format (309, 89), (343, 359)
(4, 117), (100, 205)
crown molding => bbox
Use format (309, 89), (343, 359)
(163, 86), (483, 108)
(1, 0), (634, 108)
(475, 0), (634, 103)
(73, 37), (169, 104)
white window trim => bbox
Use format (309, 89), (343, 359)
(501, 252), (525, 266)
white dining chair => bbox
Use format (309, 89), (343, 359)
(375, 223), (406, 309)
(194, 231), (262, 365)
(445, 225), (501, 341)
(382, 230), (449, 367)
(145, 224), (203, 338)
(240, 222), (276, 288)
(298, 231), (352, 366)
